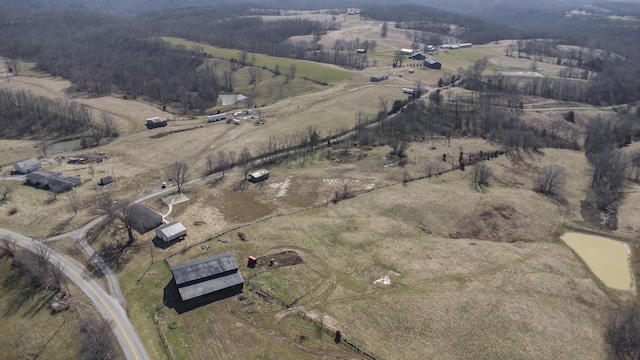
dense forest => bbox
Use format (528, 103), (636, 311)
(0, 1), (639, 127)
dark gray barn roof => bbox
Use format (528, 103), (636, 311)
(171, 252), (239, 285)
(130, 204), (163, 234)
(177, 272), (244, 301)
(171, 253), (244, 301)
(425, 57), (440, 65)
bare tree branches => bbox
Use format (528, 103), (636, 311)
(604, 304), (640, 360)
(472, 163), (493, 190)
(0, 182), (15, 205)
(67, 189), (80, 216)
(535, 164), (567, 195)
(79, 316), (117, 360)
(167, 161), (189, 193)
(238, 147), (253, 181)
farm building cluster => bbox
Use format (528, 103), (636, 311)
(25, 171), (81, 193)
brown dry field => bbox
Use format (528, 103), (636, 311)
(136, 147), (624, 360)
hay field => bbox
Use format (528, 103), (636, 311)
(162, 37), (353, 84)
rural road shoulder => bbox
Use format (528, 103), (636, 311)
(0, 228), (149, 360)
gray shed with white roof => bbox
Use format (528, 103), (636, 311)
(156, 222), (187, 242)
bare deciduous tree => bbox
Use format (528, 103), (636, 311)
(115, 200), (137, 243)
(217, 150), (229, 177)
(67, 189), (80, 216)
(472, 162), (493, 190)
(535, 164), (567, 195)
(604, 304), (640, 360)
(0, 183), (15, 204)
(167, 161), (189, 193)
(286, 64), (297, 83)
(238, 147), (253, 180)
(379, 96), (388, 114)
(79, 316), (117, 360)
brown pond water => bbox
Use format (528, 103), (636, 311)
(561, 232), (632, 291)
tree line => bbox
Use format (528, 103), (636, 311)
(0, 88), (92, 139)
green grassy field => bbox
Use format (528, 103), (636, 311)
(162, 37), (354, 84)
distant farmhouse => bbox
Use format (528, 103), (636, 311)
(170, 252), (244, 304)
(146, 117), (167, 129)
(370, 74), (388, 82)
(129, 205), (163, 234)
(409, 52), (426, 61)
(356, 48), (366, 54)
(424, 57), (442, 70)
(400, 48), (414, 55)
(14, 158), (42, 174)
(26, 171), (81, 193)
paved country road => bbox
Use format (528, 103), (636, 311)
(0, 228), (149, 360)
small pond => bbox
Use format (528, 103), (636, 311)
(47, 138), (83, 151)
(561, 232), (632, 291)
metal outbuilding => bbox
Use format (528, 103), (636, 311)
(424, 57), (442, 70)
(99, 176), (113, 186)
(170, 252), (244, 302)
(248, 169), (269, 183)
(129, 205), (163, 234)
(14, 158), (42, 174)
(156, 222), (187, 243)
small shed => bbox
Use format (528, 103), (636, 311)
(99, 176), (113, 186)
(14, 158), (42, 174)
(247, 256), (257, 267)
(146, 117), (167, 129)
(356, 48), (366, 54)
(424, 58), (442, 70)
(156, 222), (187, 243)
(248, 169), (269, 183)
(400, 48), (414, 55)
(129, 205), (163, 234)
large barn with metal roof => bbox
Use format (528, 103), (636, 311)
(170, 252), (244, 303)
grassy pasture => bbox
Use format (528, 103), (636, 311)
(106, 143), (621, 360)
(162, 37), (353, 84)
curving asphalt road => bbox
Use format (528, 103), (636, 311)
(0, 228), (149, 360)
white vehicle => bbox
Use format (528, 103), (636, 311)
(231, 119), (241, 125)
(233, 111), (244, 117)
(402, 88), (414, 95)
(161, 182), (167, 189)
